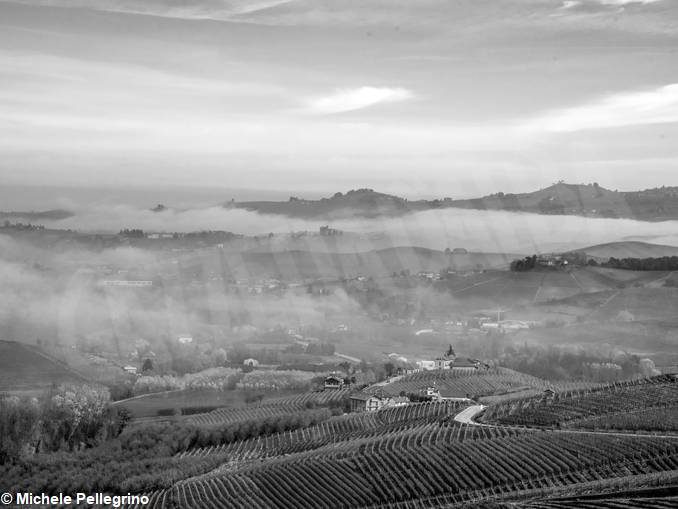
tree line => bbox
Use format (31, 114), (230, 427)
(601, 256), (678, 271)
(0, 385), (129, 464)
(1, 404), (341, 495)
(510, 255), (538, 272)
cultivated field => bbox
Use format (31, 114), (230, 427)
(367, 367), (595, 401)
(114, 387), (306, 419)
(131, 402), (678, 508)
(482, 375), (678, 432)
(0, 341), (87, 394)
(189, 388), (351, 426)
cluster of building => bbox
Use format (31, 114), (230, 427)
(414, 347), (484, 373)
(348, 393), (409, 412)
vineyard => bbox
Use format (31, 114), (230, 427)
(189, 388), (351, 426)
(180, 401), (467, 461)
(576, 407), (678, 433)
(367, 367), (602, 401)
(518, 496), (678, 508)
(122, 398), (678, 509)
(482, 375), (678, 430)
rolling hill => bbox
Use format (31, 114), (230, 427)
(230, 183), (678, 221)
(579, 241), (678, 260)
(0, 209), (73, 222)
(187, 246), (519, 281)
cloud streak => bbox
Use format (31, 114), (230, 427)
(596, 0), (662, 5)
(562, 0), (662, 8)
(305, 87), (414, 114)
(2, 0), (297, 22)
(523, 83), (678, 132)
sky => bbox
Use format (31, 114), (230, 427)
(1, 0), (677, 199)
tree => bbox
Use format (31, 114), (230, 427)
(142, 358), (154, 373)
(213, 348), (228, 366)
(114, 407), (132, 434)
(338, 361), (351, 374)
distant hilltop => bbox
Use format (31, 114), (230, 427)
(228, 188), (413, 219)
(4, 183), (678, 223)
(0, 209), (73, 222)
(229, 183), (678, 221)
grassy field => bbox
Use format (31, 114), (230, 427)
(0, 341), (87, 394)
(113, 387), (306, 419)
(436, 268), (617, 306)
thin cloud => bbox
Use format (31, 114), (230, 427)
(523, 83), (678, 133)
(560, 0), (661, 10)
(3, 1), (297, 21)
(596, 0), (662, 5)
(305, 87), (414, 115)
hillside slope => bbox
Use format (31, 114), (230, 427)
(579, 241), (678, 260)
(198, 246), (517, 280)
(0, 341), (88, 394)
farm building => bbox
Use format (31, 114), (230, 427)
(350, 393), (383, 412)
(324, 375), (345, 390)
(434, 355), (454, 370)
(451, 358), (480, 373)
(123, 365), (138, 375)
(350, 393), (409, 412)
(384, 396), (409, 408)
(396, 363), (419, 376)
(243, 358), (260, 367)
(542, 388), (556, 401)
(416, 360), (436, 371)
(422, 386), (441, 401)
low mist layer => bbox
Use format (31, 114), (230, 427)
(34, 204), (678, 253)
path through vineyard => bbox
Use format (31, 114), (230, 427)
(455, 404), (678, 440)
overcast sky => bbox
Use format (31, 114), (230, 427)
(1, 0), (677, 198)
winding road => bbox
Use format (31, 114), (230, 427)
(452, 404), (678, 440)
(453, 404), (487, 425)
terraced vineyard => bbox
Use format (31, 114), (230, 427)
(482, 375), (678, 430)
(576, 407), (678, 433)
(128, 411), (678, 508)
(189, 388), (351, 426)
(368, 367), (600, 401)
(112, 395), (678, 509)
(518, 495), (678, 508)
(180, 401), (467, 461)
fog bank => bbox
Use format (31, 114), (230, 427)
(39, 205), (678, 253)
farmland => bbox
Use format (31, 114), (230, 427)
(2, 369), (678, 507)
(366, 367), (604, 401)
(0, 341), (87, 395)
(482, 375), (678, 431)
(119, 375), (678, 508)
(114, 387), (304, 419)
(136, 404), (678, 508)
(186, 388), (351, 426)
(367, 367), (546, 399)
